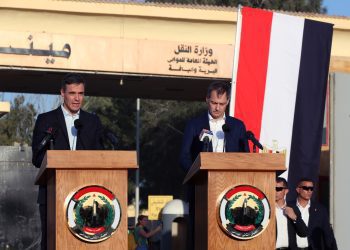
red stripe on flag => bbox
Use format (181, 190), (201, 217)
(234, 7), (273, 151)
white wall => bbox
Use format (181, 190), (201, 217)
(331, 72), (350, 249)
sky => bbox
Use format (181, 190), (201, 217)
(323, 0), (350, 17)
(1, 0), (350, 113)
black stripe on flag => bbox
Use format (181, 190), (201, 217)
(287, 19), (333, 201)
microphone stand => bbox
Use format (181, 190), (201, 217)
(252, 144), (257, 153)
(74, 119), (85, 150)
(223, 137), (226, 153)
(203, 136), (210, 152)
(77, 129), (86, 150)
(49, 139), (54, 150)
(222, 124), (230, 153)
(105, 130), (118, 150)
(246, 131), (263, 153)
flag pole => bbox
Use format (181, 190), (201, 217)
(229, 5), (243, 117)
(135, 98), (140, 224)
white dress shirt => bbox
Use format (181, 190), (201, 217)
(276, 203), (289, 248)
(61, 105), (80, 150)
(296, 200), (311, 248)
(208, 113), (226, 152)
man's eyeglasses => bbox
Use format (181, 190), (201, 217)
(275, 187), (287, 192)
(299, 186), (314, 191)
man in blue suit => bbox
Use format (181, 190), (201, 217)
(180, 81), (249, 172)
(32, 73), (103, 249)
(179, 81), (249, 249)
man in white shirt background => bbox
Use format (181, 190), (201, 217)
(276, 177), (308, 250)
(295, 178), (337, 250)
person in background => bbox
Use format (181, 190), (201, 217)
(295, 178), (337, 250)
(134, 215), (162, 250)
(275, 177), (308, 250)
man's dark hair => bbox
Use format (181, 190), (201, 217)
(206, 81), (231, 99)
(276, 177), (288, 188)
(297, 177), (315, 186)
(61, 73), (86, 91)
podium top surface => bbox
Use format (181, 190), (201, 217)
(184, 152), (286, 184)
(35, 150), (137, 185)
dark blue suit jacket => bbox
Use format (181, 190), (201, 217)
(307, 201), (338, 250)
(180, 112), (249, 172)
(32, 107), (104, 203)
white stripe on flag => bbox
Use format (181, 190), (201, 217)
(260, 13), (304, 174)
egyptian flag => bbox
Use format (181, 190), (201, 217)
(230, 7), (333, 198)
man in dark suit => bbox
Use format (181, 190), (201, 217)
(180, 81), (249, 172)
(295, 178), (337, 250)
(179, 81), (249, 249)
(32, 73), (103, 249)
(275, 177), (308, 250)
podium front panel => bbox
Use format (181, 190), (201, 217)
(48, 169), (128, 250)
(194, 170), (276, 250)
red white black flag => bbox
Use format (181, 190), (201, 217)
(230, 7), (333, 194)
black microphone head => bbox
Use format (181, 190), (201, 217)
(74, 119), (83, 129)
(202, 136), (210, 152)
(246, 130), (263, 150)
(246, 130), (254, 139)
(222, 124), (230, 133)
(203, 136), (210, 143)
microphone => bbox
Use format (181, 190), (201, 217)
(37, 127), (57, 152)
(222, 123), (230, 133)
(199, 129), (213, 152)
(202, 137), (210, 152)
(222, 124), (230, 152)
(74, 119), (83, 130)
(104, 129), (119, 150)
(74, 119), (85, 149)
(246, 131), (263, 150)
(199, 129), (213, 142)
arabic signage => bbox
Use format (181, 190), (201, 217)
(0, 41), (70, 59)
(148, 195), (173, 220)
(0, 31), (78, 67)
(168, 44), (218, 75)
(0, 31), (234, 78)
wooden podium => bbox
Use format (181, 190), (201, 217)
(35, 150), (137, 250)
(184, 152), (285, 250)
